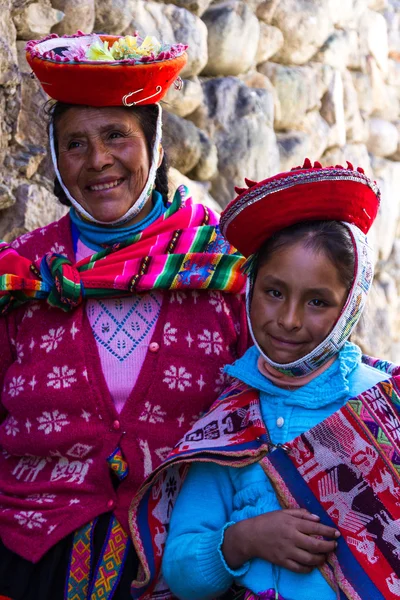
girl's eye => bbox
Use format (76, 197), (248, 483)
(267, 289), (282, 299)
(309, 299), (327, 307)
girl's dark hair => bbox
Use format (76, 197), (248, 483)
(45, 101), (169, 207)
(256, 221), (355, 290)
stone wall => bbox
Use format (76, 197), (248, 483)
(1, 0), (400, 359)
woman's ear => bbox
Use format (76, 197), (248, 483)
(157, 145), (164, 168)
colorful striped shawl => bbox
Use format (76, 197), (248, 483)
(0, 185), (246, 313)
(128, 359), (400, 600)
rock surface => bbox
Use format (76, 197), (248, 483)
(149, 0), (213, 17)
(190, 76), (279, 206)
(162, 76), (204, 117)
(12, 1), (64, 39)
(127, 0), (208, 77)
(259, 63), (324, 130)
(271, 0), (336, 65)
(201, 1), (260, 76)
(168, 166), (219, 211)
(320, 70), (346, 148)
(367, 117), (399, 157)
(94, 0), (133, 34)
(256, 23), (284, 65)
(51, 0), (95, 35)
(162, 111), (202, 174)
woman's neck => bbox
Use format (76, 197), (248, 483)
(70, 190), (166, 252)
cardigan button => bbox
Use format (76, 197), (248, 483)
(276, 416), (284, 428)
(112, 420), (121, 431)
(107, 499), (115, 509)
(149, 342), (160, 353)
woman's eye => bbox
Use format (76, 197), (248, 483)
(68, 141), (81, 150)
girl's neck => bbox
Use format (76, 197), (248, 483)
(257, 354), (337, 389)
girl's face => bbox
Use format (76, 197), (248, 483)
(250, 241), (349, 364)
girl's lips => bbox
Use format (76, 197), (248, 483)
(269, 334), (305, 346)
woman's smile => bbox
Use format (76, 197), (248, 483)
(86, 177), (125, 192)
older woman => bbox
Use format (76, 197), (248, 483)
(0, 32), (247, 600)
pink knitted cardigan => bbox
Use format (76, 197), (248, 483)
(0, 215), (248, 562)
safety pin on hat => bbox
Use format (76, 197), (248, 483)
(174, 76), (183, 90)
(122, 85), (162, 106)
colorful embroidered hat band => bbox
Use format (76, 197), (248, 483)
(221, 160), (381, 377)
(220, 160), (380, 258)
(27, 31), (188, 226)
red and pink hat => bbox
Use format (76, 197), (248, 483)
(220, 159), (380, 258)
(26, 31), (187, 107)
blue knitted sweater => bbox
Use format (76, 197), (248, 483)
(162, 343), (387, 600)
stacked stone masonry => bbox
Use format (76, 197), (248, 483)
(1, 0), (400, 359)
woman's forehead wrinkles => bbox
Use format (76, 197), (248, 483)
(59, 121), (136, 142)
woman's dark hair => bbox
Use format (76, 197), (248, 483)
(45, 101), (169, 207)
(256, 221), (355, 290)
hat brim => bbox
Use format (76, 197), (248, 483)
(27, 35), (187, 106)
(221, 173), (380, 257)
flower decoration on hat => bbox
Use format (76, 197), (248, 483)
(26, 31), (188, 106)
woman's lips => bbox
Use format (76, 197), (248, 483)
(87, 178), (124, 192)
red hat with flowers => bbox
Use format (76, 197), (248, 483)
(26, 31), (187, 106)
(26, 31), (187, 228)
(220, 159), (381, 258)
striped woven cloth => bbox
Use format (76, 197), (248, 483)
(0, 185), (246, 313)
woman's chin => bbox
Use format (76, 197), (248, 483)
(77, 201), (132, 224)
(77, 195), (149, 225)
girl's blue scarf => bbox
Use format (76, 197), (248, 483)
(69, 191), (167, 253)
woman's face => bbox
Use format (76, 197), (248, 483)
(250, 241), (348, 364)
(56, 106), (151, 223)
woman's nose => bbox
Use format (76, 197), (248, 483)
(87, 140), (114, 171)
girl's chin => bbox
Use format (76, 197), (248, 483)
(259, 345), (308, 365)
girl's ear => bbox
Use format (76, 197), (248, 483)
(158, 145), (164, 168)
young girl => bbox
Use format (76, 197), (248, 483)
(158, 161), (398, 600)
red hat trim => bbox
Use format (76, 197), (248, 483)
(220, 163), (380, 258)
(26, 32), (188, 107)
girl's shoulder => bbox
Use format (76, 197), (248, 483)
(348, 360), (391, 397)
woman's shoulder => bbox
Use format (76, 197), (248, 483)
(9, 214), (72, 261)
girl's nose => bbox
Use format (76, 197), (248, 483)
(278, 302), (302, 331)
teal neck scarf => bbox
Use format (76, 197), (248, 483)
(69, 191), (167, 252)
